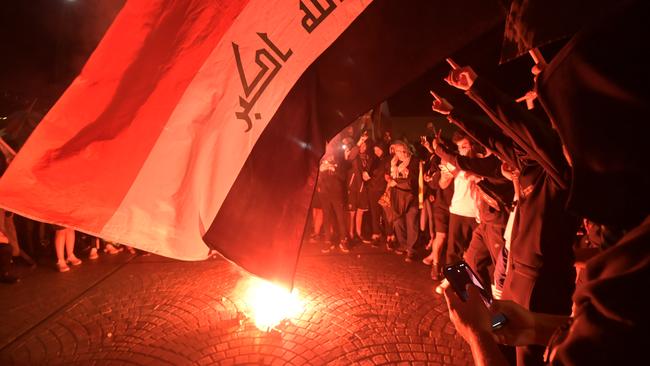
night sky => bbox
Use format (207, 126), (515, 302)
(0, 0), (125, 113)
(0, 1), (558, 119)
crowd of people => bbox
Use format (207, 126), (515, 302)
(307, 98), (628, 365)
(309, 2), (648, 365)
(436, 2), (649, 365)
(1, 2), (647, 364)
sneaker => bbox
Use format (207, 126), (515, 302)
(404, 256), (414, 263)
(67, 256), (82, 266)
(371, 238), (381, 248)
(339, 239), (350, 253)
(89, 248), (99, 260)
(422, 256), (434, 265)
(104, 243), (122, 255)
(321, 243), (336, 254)
(394, 249), (406, 255)
(56, 261), (70, 272)
(361, 237), (372, 244)
(435, 279), (449, 295)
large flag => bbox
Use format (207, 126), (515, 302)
(0, 0), (503, 288)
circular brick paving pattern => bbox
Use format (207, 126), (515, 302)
(1, 245), (473, 365)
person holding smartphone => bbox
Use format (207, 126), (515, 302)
(441, 2), (649, 365)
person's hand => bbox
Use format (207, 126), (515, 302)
(319, 161), (329, 172)
(467, 174), (483, 184)
(358, 133), (369, 146)
(444, 284), (493, 342)
(531, 63), (544, 76)
(490, 300), (537, 346)
(444, 58), (477, 91)
(500, 162), (519, 181)
(388, 179), (397, 187)
(516, 90), (537, 110)
(430, 91), (453, 115)
(420, 136), (433, 152)
(391, 155), (399, 166)
(423, 173), (433, 182)
(362, 171), (371, 181)
(528, 48), (547, 83)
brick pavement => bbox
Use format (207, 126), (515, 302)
(0, 242), (473, 365)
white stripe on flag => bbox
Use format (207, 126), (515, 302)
(101, 0), (373, 259)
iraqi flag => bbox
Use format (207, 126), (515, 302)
(0, 0), (503, 288)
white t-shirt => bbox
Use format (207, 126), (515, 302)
(449, 170), (478, 218)
(503, 204), (518, 251)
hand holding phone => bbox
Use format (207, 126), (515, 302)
(443, 261), (492, 304)
(443, 261), (508, 330)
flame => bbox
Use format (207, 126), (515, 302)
(240, 277), (305, 331)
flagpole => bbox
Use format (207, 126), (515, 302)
(528, 48), (547, 66)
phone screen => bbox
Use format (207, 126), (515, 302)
(443, 261), (492, 305)
(443, 261), (508, 330)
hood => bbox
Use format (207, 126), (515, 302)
(537, 0), (649, 227)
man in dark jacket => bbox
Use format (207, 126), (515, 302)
(433, 61), (579, 365)
(439, 1), (649, 365)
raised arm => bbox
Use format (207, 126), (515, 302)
(431, 91), (521, 171)
(442, 63), (570, 189)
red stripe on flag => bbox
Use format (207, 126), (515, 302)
(0, 0), (249, 231)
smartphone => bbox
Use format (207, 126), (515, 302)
(443, 261), (508, 330)
(491, 312), (507, 330)
(443, 261), (492, 305)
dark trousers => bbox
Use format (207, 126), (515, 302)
(368, 189), (385, 236)
(394, 204), (419, 255)
(381, 205), (396, 236)
(446, 213), (478, 265)
(320, 194), (347, 243)
(463, 222), (505, 288)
